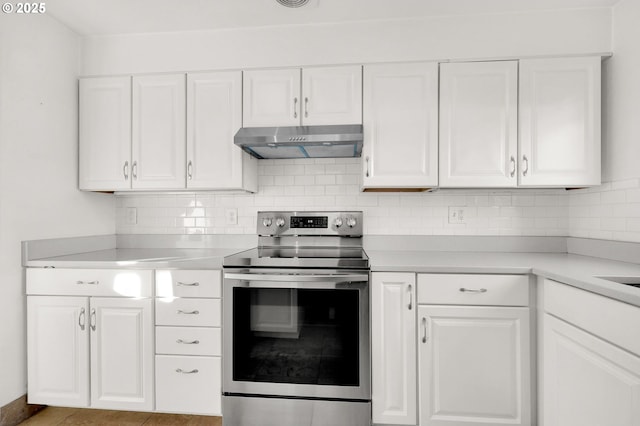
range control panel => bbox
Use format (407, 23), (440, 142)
(257, 211), (363, 237)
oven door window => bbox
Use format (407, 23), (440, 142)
(232, 287), (360, 386)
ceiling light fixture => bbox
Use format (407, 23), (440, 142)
(275, 0), (310, 8)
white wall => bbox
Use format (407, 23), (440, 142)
(81, 8), (612, 76)
(0, 15), (115, 407)
(567, 0), (640, 242)
(602, 0), (640, 182)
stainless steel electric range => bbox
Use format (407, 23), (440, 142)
(222, 211), (371, 426)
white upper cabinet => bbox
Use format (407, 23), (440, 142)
(243, 66), (362, 127)
(301, 66), (362, 125)
(243, 68), (301, 127)
(439, 61), (518, 188)
(79, 77), (131, 191)
(132, 74), (186, 189)
(362, 62), (439, 190)
(519, 56), (601, 187)
(187, 71), (257, 191)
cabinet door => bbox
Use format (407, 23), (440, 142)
(243, 68), (301, 127)
(543, 314), (640, 426)
(418, 306), (531, 426)
(27, 296), (90, 407)
(439, 61), (518, 188)
(519, 56), (601, 187)
(372, 273), (417, 425)
(363, 62), (439, 189)
(132, 74), (186, 189)
(187, 71), (256, 191)
(90, 297), (153, 411)
(302, 65), (362, 125)
(79, 77), (131, 191)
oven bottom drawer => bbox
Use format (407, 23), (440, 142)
(222, 395), (371, 426)
(155, 355), (221, 415)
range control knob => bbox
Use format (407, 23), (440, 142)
(275, 217), (286, 227)
(262, 217), (273, 227)
(334, 217), (343, 228)
(346, 217), (357, 228)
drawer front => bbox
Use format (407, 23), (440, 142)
(156, 270), (221, 298)
(155, 355), (221, 415)
(156, 326), (221, 356)
(26, 268), (153, 297)
(418, 274), (529, 306)
(156, 298), (221, 327)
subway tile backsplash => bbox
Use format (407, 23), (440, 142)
(114, 158), (640, 243)
(117, 158), (573, 237)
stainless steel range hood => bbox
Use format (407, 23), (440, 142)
(234, 124), (363, 159)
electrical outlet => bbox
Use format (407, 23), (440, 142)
(126, 207), (137, 225)
(225, 208), (238, 225)
(448, 207), (466, 224)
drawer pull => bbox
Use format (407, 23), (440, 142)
(177, 310), (200, 315)
(176, 368), (199, 374)
(76, 280), (99, 285)
(421, 317), (428, 343)
(459, 287), (487, 293)
(177, 281), (200, 287)
(176, 339), (200, 345)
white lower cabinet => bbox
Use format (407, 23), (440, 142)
(156, 355), (221, 415)
(372, 272), (417, 425)
(417, 274), (531, 426)
(154, 270), (222, 415)
(27, 295), (154, 411)
(542, 279), (640, 426)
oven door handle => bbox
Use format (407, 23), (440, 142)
(224, 273), (368, 283)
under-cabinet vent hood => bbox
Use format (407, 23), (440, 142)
(234, 124), (363, 159)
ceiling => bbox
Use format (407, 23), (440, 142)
(47, 0), (621, 36)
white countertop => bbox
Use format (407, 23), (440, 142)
(368, 250), (640, 307)
(23, 240), (640, 308)
(24, 248), (238, 270)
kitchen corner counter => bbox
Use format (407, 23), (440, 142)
(368, 250), (640, 308)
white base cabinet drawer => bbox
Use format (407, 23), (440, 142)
(155, 355), (221, 415)
(418, 274), (528, 306)
(156, 298), (221, 327)
(156, 326), (221, 356)
(27, 269), (153, 297)
(156, 270), (221, 298)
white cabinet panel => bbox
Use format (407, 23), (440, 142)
(155, 269), (222, 299)
(187, 71), (257, 191)
(372, 272), (417, 425)
(156, 326), (221, 356)
(156, 298), (221, 327)
(27, 296), (90, 407)
(417, 274), (529, 306)
(418, 305), (531, 426)
(439, 61), (518, 188)
(90, 297), (154, 411)
(156, 355), (221, 415)
(79, 77), (131, 191)
(132, 74), (186, 189)
(543, 314), (640, 426)
(243, 68), (301, 127)
(302, 66), (362, 125)
(519, 56), (601, 187)
(363, 62), (439, 189)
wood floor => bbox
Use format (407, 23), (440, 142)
(18, 407), (222, 425)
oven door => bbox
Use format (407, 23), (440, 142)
(223, 270), (370, 401)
